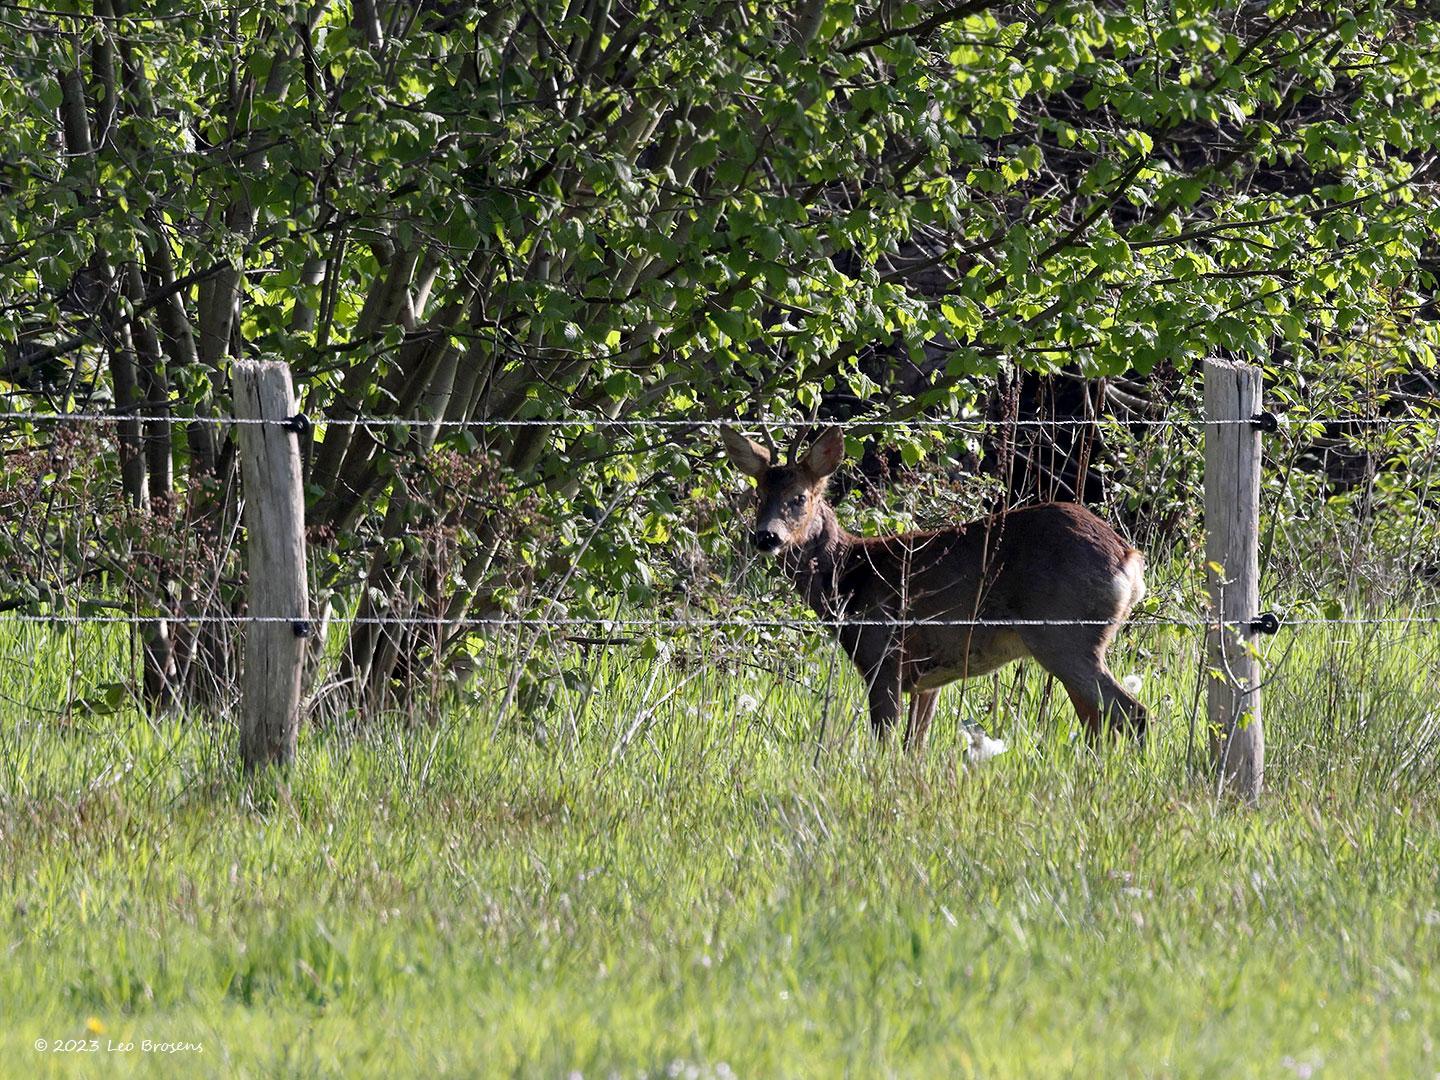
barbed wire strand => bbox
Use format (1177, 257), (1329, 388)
(2, 411), (1435, 429)
(2, 612), (1437, 629)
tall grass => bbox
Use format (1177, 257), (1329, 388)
(2, 616), (1438, 1077)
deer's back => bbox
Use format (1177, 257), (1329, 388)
(842, 501), (1140, 622)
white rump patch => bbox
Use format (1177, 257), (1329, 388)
(1115, 552), (1147, 611)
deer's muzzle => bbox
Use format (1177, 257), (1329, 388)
(752, 529), (783, 555)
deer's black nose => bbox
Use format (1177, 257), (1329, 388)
(752, 529), (782, 552)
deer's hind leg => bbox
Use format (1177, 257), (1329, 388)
(905, 689), (940, 751)
(1021, 626), (1146, 744)
(1061, 672), (1146, 745)
(1062, 682), (1103, 741)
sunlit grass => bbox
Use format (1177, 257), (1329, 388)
(2, 618), (1438, 1077)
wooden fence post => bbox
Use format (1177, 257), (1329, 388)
(1204, 358), (1265, 803)
(234, 360), (309, 770)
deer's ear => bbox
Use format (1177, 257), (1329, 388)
(802, 427), (845, 480)
(721, 428), (771, 478)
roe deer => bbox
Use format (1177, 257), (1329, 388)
(721, 426), (1147, 749)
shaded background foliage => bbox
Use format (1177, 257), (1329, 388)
(2, 0), (1439, 712)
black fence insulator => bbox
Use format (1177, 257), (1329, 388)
(291, 620), (312, 638)
(1249, 611), (1281, 635)
(281, 412), (311, 437)
(1250, 410), (1280, 434)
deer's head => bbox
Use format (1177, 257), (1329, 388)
(721, 427), (845, 556)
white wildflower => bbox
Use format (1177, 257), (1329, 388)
(965, 730), (1008, 764)
(736, 693), (759, 714)
(1123, 673), (1144, 696)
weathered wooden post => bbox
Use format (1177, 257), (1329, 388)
(1204, 359), (1266, 803)
(234, 360), (309, 770)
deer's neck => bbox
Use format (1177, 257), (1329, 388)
(781, 501), (856, 619)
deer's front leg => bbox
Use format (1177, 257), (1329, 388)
(851, 627), (903, 740)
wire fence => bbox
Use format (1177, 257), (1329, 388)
(5, 403), (1440, 638)
(3, 613), (1203, 628)
(3, 410), (1437, 429)
(4, 611), (1439, 632)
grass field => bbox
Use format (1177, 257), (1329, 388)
(3, 618), (1439, 1078)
